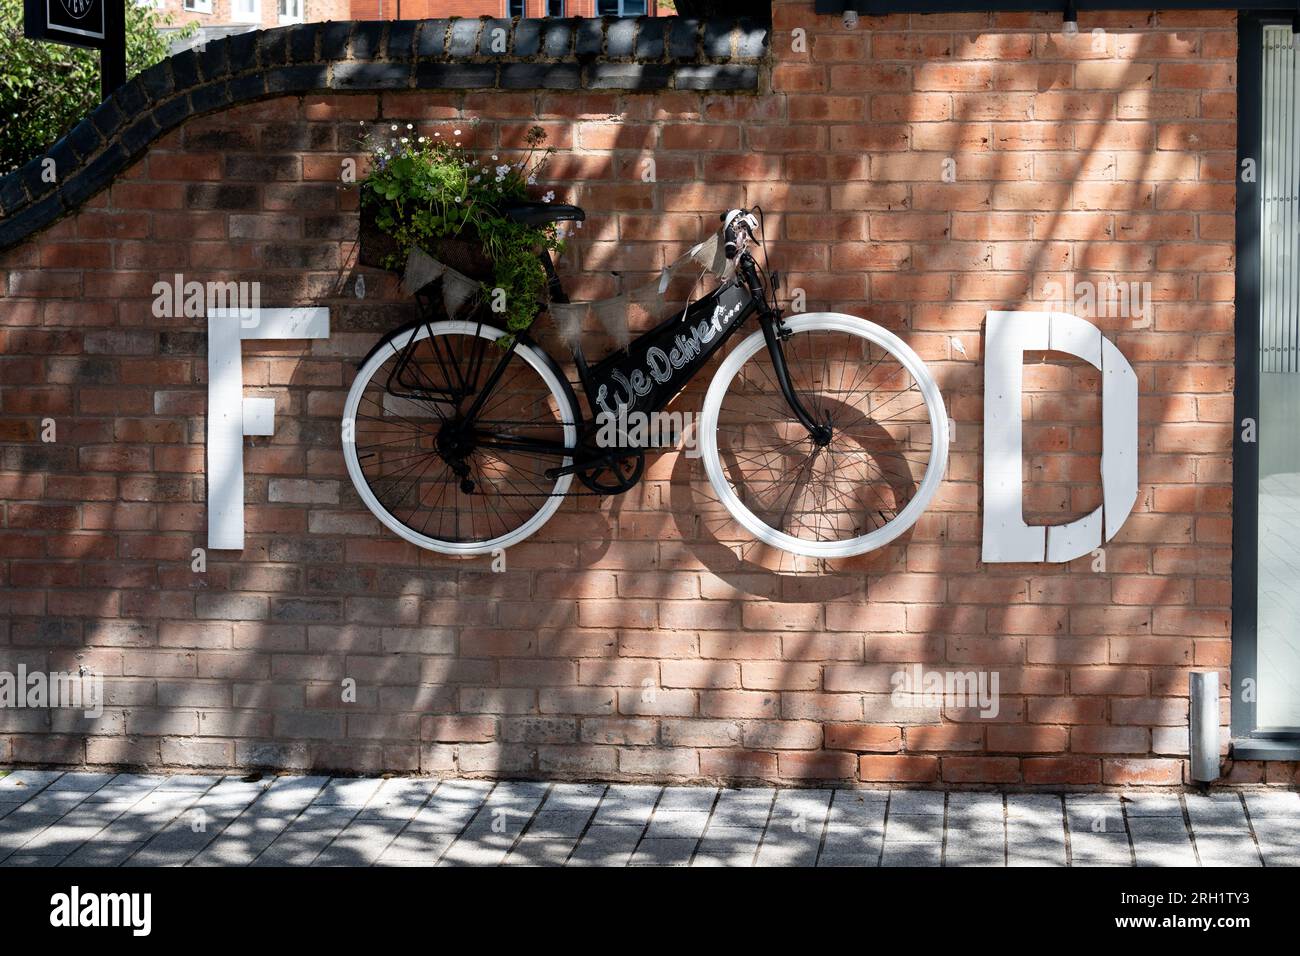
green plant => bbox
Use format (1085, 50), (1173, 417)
(0, 0), (192, 174)
(360, 123), (563, 334)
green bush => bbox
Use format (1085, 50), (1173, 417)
(0, 0), (190, 174)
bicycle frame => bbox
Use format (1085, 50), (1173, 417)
(401, 247), (829, 482)
(546, 249), (825, 443)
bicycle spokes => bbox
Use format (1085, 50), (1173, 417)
(701, 316), (947, 557)
(344, 322), (577, 554)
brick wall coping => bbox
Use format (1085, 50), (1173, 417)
(0, 15), (769, 252)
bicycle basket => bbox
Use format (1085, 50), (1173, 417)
(424, 235), (494, 284)
(358, 198), (495, 283)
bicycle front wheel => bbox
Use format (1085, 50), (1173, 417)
(699, 313), (948, 559)
(342, 320), (577, 556)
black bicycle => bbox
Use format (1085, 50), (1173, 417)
(341, 205), (947, 558)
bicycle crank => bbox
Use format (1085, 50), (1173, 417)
(552, 442), (645, 495)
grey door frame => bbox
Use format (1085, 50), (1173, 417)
(1232, 12), (1300, 759)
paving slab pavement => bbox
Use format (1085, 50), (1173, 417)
(0, 770), (1292, 867)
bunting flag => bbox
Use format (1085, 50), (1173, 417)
(441, 269), (481, 316)
(549, 226), (738, 350)
(550, 300), (586, 346)
(400, 247), (446, 297)
(401, 247), (484, 319)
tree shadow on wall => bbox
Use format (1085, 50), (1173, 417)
(6, 13), (1246, 791)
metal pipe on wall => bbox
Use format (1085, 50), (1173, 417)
(1190, 672), (1222, 783)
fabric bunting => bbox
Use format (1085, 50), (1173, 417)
(401, 247), (483, 319)
(402, 225), (737, 349)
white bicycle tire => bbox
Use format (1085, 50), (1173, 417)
(342, 320), (577, 556)
(698, 312), (948, 559)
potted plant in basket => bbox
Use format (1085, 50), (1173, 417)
(356, 123), (565, 334)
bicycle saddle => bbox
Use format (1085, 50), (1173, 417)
(499, 200), (586, 227)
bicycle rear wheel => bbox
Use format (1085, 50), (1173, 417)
(699, 313), (947, 558)
(342, 320), (577, 555)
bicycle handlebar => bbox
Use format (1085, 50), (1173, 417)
(720, 208), (760, 260)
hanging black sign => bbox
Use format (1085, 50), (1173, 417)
(22, 0), (125, 98)
(23, 0), (107, 47)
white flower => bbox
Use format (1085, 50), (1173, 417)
(406, 123), (413, 130)
(491, 154), (499, 161)
(542, 190), (555, 203)
(527, 175), (537, 185)
(390, 124), (398, 131)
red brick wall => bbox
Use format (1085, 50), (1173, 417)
(2, 4), (1286, 786)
